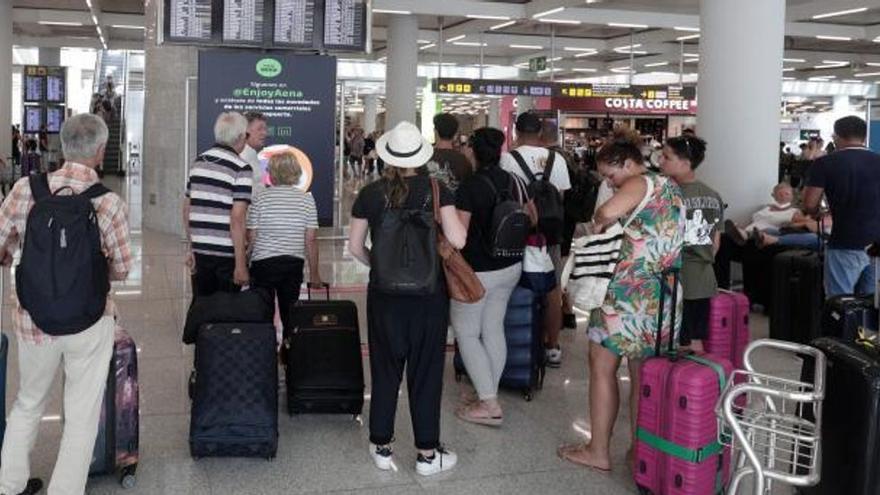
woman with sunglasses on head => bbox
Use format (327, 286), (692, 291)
(558, 128), (685, 472)
(658, 134), (723, 353)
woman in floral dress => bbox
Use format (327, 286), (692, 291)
(558, 131), (685, 472)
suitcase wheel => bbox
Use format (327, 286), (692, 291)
(638, 487), (653, 495)
(522, 389), (533, 402)
(119, 465), (137, 489)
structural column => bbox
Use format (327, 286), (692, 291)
(833, 95), (850, 115)
(696, 0), (785, 222)
(363, 94), (378, 135)
(516, 70), (534, 115)
(385, 15), (418, 128)
(0, 0), (11, 163)
(39, 47), (61, 66)
(488, 98), (501, 129)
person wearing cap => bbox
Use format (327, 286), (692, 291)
(348, 121), (467, 477)
(500, 112), (571, 368)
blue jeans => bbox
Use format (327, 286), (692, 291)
(765, 229), (821, 250)
(825, 248), (875, 298)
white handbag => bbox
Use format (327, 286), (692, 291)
(562, 175), (654, 312)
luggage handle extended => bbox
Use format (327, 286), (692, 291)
(306, 282), (331, 301)
(654, 268), (680, 358)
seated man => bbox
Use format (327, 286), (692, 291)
(724, 182), (803, 245)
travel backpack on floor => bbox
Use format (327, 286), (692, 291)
(16, 173), (111, 335)
(477, 173), (530, 259)
(370, 182), (440, 295)
(510, 150), (564, 245)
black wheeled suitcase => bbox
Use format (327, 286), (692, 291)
(284, 284), (364, 416)
(801, 337), (880, 495)
(822, 295), (878, 340)
(770, 250), (824, 343)
(190, 322), (278, 458)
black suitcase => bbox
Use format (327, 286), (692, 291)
(801, 337), (880, 495)
(822, 295), (878, 340)
(741, 243), (792, 312)
(770, 250), (824, 343)
(454, 286), (545, 401)
(284, 284), (364, 416)
(190, 322), (278, 458)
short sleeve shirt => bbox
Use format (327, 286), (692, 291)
(351, 175), (454, 239)
(429, 148), (473, 193)
(499, 145), (571, 193)
(679, 180), (724, 300)
(456, 166), (525, 273)
(807, 147), (880, 249)
(247, 186), (318, 262)
(186, 144), (253, 257)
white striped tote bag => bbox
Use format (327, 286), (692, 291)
(562, 175), (654, 312)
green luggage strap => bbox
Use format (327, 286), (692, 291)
(636, 354), (730, 494)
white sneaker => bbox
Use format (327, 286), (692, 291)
(546, 346), (562, 368)
(370, 443), (395, 471)
(416, 446), (458, 476)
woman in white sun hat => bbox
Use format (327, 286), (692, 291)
(349, 121), (467, 477)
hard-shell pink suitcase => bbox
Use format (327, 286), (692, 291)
(705, 291), (750, 370)
(634, 271), (732, 495)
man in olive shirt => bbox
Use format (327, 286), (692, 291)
(659, 135), (723, 351)
(430, 113), (472, 192)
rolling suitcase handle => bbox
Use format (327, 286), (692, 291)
(654, 268), (680, 358)
(306, 282), (331, 301)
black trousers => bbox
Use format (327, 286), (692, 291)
(192, 254), (239, 299)
(367, 289), (449, 450)
(250, 255), (305, 331)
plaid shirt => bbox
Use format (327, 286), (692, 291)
(0, 163), (133, 345)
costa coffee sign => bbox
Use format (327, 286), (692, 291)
(604, 97), (695, 112)
(553, 95), (698, 115)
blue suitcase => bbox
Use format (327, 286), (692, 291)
(454, 287), (545, 401)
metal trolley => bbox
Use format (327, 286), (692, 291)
(716, 339), (827, 495)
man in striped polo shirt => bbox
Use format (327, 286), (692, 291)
(183, 112), (253, 296)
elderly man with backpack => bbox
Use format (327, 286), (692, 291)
(500, 112), (571, 368)
(0, 114), (133, 495)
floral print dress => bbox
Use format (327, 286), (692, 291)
(587, 172), (686, 359)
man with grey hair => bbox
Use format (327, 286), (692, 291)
(183, 111), (253, 297)
(0, 113), (133, 495)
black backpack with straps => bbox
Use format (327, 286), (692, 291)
(16, 173), (112, 335)
(477, 173), (531, 259)
(510, 149), (565, 245)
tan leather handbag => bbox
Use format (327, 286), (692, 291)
(431, 179), (485, 303)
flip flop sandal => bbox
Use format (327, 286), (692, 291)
(557, 444), (612, 473)
(456, 404), (503, 426)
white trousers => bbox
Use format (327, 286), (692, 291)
(0, 316), (114, 495)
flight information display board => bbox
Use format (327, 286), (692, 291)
(24, 75), (44, 102)
(163, 0), (368, 51)
(24, 107), (43, 134)
(47, 75), (65, 103)
(47, 106), (66, 133)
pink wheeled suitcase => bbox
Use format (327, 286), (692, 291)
(634, 271), (733, 495)
(705, 290), (750, 370)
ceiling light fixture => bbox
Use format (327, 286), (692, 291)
(816, 35), (852, 41)
(783, 58), (806, 63)
(539, 19), (582, 25)
(572, 68), (597, 72)
(419, 43), (436, 50)
(453, 41), (488, 47)
(645, 61), (669, 67)
(574, 51), (598, 57)
(814, 63), (846, 69)
(111, 24), (145, 29)
(372, 9), (412, 15)
(564, 47), (596, 52)
(812, 7), (868, 19)
(614, 43), (641, 51)
(38, 21), (84, 26)
(676, 34), (701, 41)
(782, 67), (796, 72)
(509, 44), (543, 49)
(608, 22), (648, 29)
(490, 20), (517, 30)
(855, 72), (880, 77)
(674, 26), (700, 32)
(466, 14), (511, 21)
(446, 35), (466, 43)
(683, 53), (700, 57)
(821, 60), (849, 65)
(865, 62), (880, 67)
(842, 79), (863, 83)
(533, 7), (565, 19)
(783, 76), (796, 81)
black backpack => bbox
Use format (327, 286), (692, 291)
(477, 173), (530, 259)
(510, 149), (565, 245)
(369, 180), (440, 295)
(16, 174), (111, 335)
(564, 166), (601, 223)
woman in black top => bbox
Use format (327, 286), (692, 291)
(450, 128), (530, 426)
(349, 121), (467, 477)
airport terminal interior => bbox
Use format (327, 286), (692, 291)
(1, 0), (880, 494)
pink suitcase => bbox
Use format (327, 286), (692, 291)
(634, 272), (732, 495)
(705, 291), (750, 370)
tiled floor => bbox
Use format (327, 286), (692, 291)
(2, 174), (802, 494)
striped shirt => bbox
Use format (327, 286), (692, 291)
(186, 144), (253, 257)
(247, 186), (318, 262)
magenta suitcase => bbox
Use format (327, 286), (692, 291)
(89, 326), (139, 488)
(705, 291), (750, 370)
(634, 272), (732, 495)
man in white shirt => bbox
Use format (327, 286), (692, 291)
(500, 112), (571, 368)
(241, 111), (269, 191)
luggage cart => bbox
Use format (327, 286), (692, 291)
(716, 339), (827, 495)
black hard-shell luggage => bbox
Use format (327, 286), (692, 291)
(454, 286), (545, 401)
(770, 250), (823, 343)
(284, 284), (364, 416)
(801, 337), (880, 495)
(190, 322), (278, 458)
(822, 294), (878, 340)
